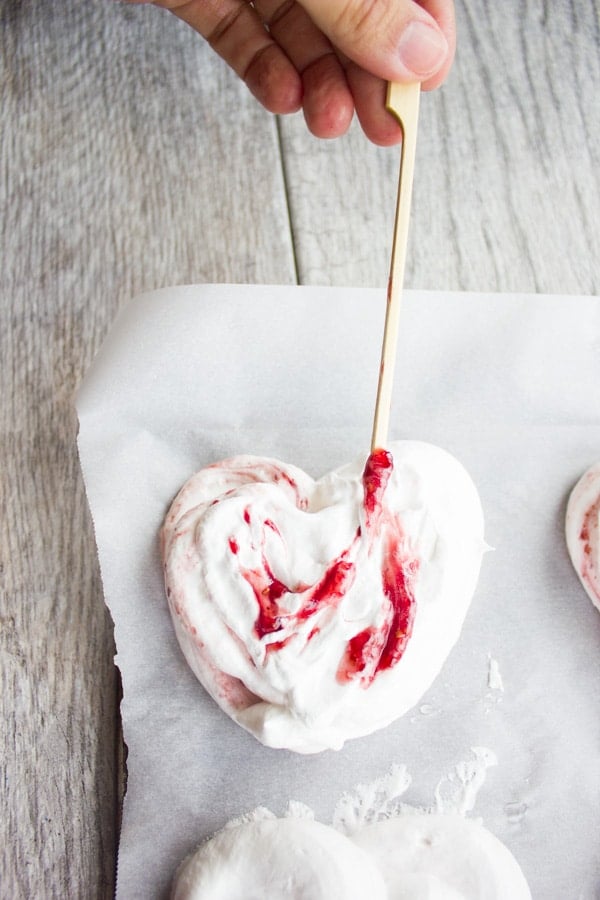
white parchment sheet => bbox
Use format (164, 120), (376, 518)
(77, 285), (600, 899)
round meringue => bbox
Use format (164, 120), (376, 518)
(161, 441), (486, 752)
(565, 461), (600, 611)
(352, 814), (531, 899)
(171, 817), (387, 900)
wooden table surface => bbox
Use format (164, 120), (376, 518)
(1, 1), (599, 896)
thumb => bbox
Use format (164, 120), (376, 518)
(296, 0), (451, 83)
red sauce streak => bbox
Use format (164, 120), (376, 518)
(336, 548), (417, 684)
(275, 469), (298, 492)
(298, 554), (356, 621)
(579, 495), (600, 598)
(266, 636), (293, 654)
(378, 535), (418, 671)
(245, 550), (357, 641)
(337, 452), (418, 685)
(244, 563), (290, 639)
(236, 450), (418, 683)
(363, 448), (393, 524)
(339, 628), (376, 682)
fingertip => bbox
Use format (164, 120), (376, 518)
(245, 45), (303, 114)
(395, 19), (449, 81)
(364, 116), (404, 147)
(302, 54), (354, 139)
(304, 93), (354, 139)
(269, 82), (303, 115)
(305, 109), (353, 139)
(417, 0), (457, 87)
(419, 43), (455, 91)
(345, 64), (403, 146)
(399, 0), (456, 88)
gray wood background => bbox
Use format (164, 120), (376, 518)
(1, 0), (599, 896)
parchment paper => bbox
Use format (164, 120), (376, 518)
(76, 284), (600, 899)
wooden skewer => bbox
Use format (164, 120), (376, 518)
(371, 82), (421, 452)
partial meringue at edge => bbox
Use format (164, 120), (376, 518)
(171, 814), (531, 900)
(161, 441), (486, 753)
(566, 460), (600, 611)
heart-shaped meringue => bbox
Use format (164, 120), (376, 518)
(566, 461), (600, 611)
(161, 441), (485, 753)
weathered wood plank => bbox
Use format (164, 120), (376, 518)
(0, 2), (295, 897)
(279, 0), (600, 295)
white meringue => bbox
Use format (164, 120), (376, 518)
(172, 815), (530, 900)
(162, 441), (485, 753)
(352, 814), (531, 899)
(171, 817), (387, 900)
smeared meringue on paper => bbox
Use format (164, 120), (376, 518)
(172, 814), (531, 900)
(161, 441), (485, 753)
(566, 461), (600, 611)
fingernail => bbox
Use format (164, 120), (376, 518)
(397, 21), (448, 77)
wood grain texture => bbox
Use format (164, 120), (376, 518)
(0, 2), (295, 898)
(279, 0), (600, 294)
(2, 0), (599, 896)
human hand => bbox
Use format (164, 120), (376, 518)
(124, 0), (455, 145)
